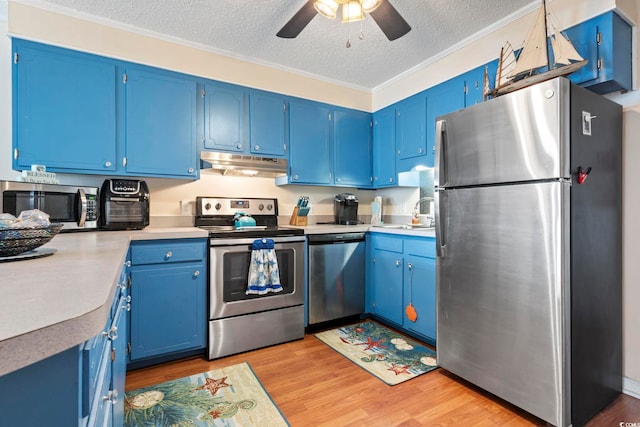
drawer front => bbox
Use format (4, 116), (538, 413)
(370, 234), (403, 253)
(81, 318), (110, 417)
(404, 237), (436, 258)
(130, 240), (205, 265)
(86, 339), (112, 426)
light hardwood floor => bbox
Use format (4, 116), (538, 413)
(126, 331), (640, 426)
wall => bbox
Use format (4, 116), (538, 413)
(1, 0), (639, 395)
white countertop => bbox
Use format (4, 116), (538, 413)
(0, 224), (433, 376)
(0, 227), (207, 376)
(294, 223), (435, 238)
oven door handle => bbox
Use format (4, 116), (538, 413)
(209, 235), (306, 246)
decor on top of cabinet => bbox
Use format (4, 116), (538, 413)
(485, 0), (587, 98)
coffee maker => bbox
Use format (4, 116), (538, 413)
(334, 193), (359, 225)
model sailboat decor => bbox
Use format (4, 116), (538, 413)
(485, 0), (587, 98)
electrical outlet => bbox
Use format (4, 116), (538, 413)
(180, 200), (193, 216)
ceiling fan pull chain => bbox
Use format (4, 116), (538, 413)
(359, 19), (365, 40)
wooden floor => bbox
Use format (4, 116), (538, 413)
(126, 333), (640, 426)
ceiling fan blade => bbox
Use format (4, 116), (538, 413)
(277, 0), (318, 39)
(369, 1), (411, 41)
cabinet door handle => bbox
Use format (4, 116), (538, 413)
(102, 325), (118, 341)
(104, 161), (112, 168)
(165, 251), (173, 259)
(193, 270), (200, 278)
(188, 167), (194, 173)
(254, 145), (260, 151)
(103, 390), (118, 405)
(395, 260), (401, 267)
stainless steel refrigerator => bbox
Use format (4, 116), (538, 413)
(434, 77), (622, 427)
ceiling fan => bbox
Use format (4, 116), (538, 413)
(277, 0), (411, 41)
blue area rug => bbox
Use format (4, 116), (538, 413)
(124, 362), (288, 426)
(315, 320), (437, 385)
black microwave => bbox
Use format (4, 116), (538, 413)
(0, 181), (98, 231)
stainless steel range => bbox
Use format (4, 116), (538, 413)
(195, 196), (306, 359)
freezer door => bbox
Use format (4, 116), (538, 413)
(436, 181), (570, 427)
(435, 77), (571, 188)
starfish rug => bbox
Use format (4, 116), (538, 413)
(124, 362), (289, 427)
(315, 320), (438, 385)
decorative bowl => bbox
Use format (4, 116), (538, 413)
(0, 223), (64, 257)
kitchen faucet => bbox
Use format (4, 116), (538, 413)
(412, 197), (434, 225)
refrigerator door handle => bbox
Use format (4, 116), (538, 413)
(435, 189), (447, 258)
(435, 119), (447, 188)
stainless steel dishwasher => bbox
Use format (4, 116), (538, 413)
(307, 232), (365, 325)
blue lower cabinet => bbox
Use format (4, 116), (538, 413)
(0, 347), (81, 427)
(367, 233), (436, 344)
(0, 264), (129, 427)
(128, 239), (207, 364)
(371, 247), (404, 325)
(403, 241), (436, 342)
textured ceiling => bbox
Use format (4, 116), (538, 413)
(35, 0), (539, 89)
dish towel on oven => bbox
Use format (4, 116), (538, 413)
(246, 238), (282, 295)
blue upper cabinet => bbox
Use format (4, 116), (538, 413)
(424, 76), (466, 167)
(203, 82), (248, 153)
(564, 11), (631, 94)
(463, 61), (498, 107)
(249, 90), (288, 157)
(372, 106), (396, 188)
(12, 40), (117, 173)
(12, 39), (199, 179)
(288, 100), (333, 185)
(333, 108), (372, 187)
(124, 66), (198, 178)
(283, 100), (372, 187)
(395, 92), (427, 162)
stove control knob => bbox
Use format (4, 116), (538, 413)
(215, 203), (222, 210)
(267, 204), (273, 211)
(258, 204), (264, 211)
(204, 203), (211, 211)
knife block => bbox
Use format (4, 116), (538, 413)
(289, 206), (308, 226)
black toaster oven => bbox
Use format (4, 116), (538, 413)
(99, 179), (149, 230)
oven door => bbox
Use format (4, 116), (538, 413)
(209, 235), (305, 319)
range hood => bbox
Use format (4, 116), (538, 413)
(200, 152), (288, 178)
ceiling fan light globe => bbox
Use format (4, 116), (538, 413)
(341, 0), (364, 23)
(361, 0), (383, 13)
(314, 0), (339, 19)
